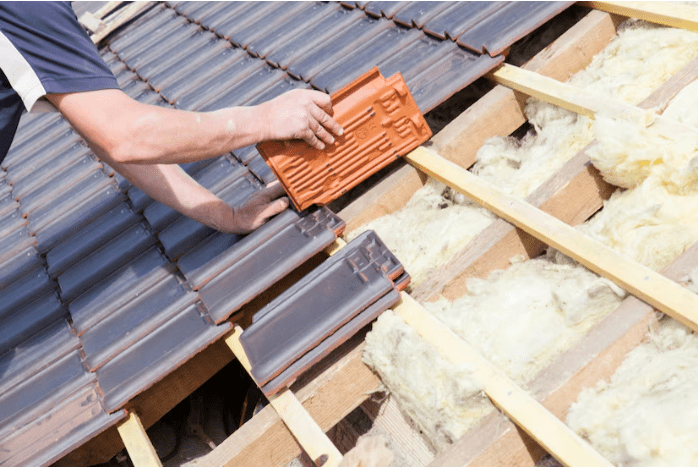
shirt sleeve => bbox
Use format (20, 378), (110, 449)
(0, 1), (119, 113)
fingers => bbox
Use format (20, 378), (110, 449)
(261, 181), (286, 200)
(308, 93), (344, 138)
(253, 197), (289, 229)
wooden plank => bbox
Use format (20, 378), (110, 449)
(338, 10), (619, 232)
(431, 243), (696, 466)
(200, 333), (381, 467)
(225, 327), (343, 467)
(115, 412), (162, 467)
(394, 293), (612, 467)
(579, 1), (698, 31)
(407, 146), (698, 331)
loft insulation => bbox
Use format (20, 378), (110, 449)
(566, 317), (697, 466)
(349, 19), (697, 287)
(363, 18), (697, 452)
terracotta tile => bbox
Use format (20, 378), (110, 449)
(257, 67), (431, 211)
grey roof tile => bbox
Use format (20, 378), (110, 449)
(46, 203), (140, 277)
(363, 1), (411, 19)
(311, 25), (424, 93)
(0, 245), (42, 290)
(195, 1), (262, 33)
(112, 11), (187, 59)
(0, 267), (54, 322)
(69, 248), (175, 336)
(0, 226), (34, 265)
(173, 1), (232, 25)
(215, 1), (284, 43)
(136, 28), (220, 81)
(6, 131), (83, 182)
(80, 274), (198, 372)
(158, 173), (260, 260)
(264, 6), (363, 70)
(0, 385), (125, 467)
(97, 302), (232, 412)
(0, 209), (25, 239)
(57, 223), (157, 303)
(286, 15), (393, 82)
(196, 207), (344, 323)
(241, 230), (404, 388)
(18, 157), (102, 216)
(0, 319), (78, 398)
(0, 292), (66, 354)
(423, 2), (508, 41)
(407, 48), (504, 113)
(10, 144), (92, 199)
(247, 153), (277, 185)
(197, 65), (286, 111)
(392, 1), (452, 28)
(146, 38), (231, 93)
(159, 46), (246, 104)
(0, 351), (94, 439)
(174, 54), (263, 110)
(245, 2), (339, 59)
(457, 1), (574, 56)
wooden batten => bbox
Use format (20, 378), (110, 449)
(115, 411), (162, 467)
(579, 1), (698, 31)
(338, 9), (620, 233)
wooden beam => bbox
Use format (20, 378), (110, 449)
(406, 146), (698, 331)
(115, 412), (162, 467)
(431, 243), (696, 466)
(224, 327), (343, 467)
(487, 63), (697, 142)
(339, 10), (619, 232)
(394, 293), (612, 467)
(579, 1), (698, 31)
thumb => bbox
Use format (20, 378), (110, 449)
(258, 197), (289, 222)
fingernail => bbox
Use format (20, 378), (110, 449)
(338, 128), (344, 136)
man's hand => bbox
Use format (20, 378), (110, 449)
(255, 89), (344, 150)
(225, 183), (290, 235)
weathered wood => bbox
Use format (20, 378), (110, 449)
(116, 412), (162, 467)
(407, 146), (698, 331)
(338, 10), (619, 232)
(579, 1), (698, 31)
(199, 333), (381, 467)
(431, 243), (696, 467)
(395, 293), (612, 467)
(225, 327), (343, 467)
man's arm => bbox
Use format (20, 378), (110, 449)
(45, 88), (341, 233)
(46, 88), (343, 164)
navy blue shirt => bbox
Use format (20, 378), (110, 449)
(0, 1), (119, 164)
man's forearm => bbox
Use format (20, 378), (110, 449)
(47, 88), (343, 166)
